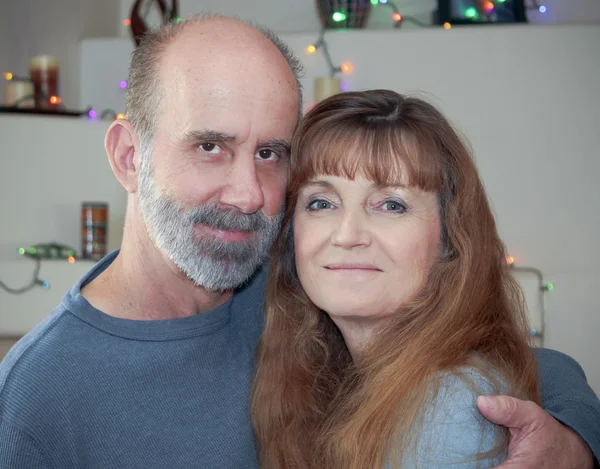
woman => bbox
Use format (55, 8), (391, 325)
(251, 90), (539, 468)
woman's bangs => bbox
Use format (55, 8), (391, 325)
(295, 122), (443, 191)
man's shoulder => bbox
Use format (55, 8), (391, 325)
(1, 305), (64, 382)
(0, 304), (85, 419)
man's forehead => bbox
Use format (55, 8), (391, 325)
(157, 94), (297, 145)
(157, 40), (300, 138)
(161, 34), (297, 91)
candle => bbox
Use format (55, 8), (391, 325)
(314, 76), (342, 103)
(3, 81), (35, 107)
(29, 55), (60, 110)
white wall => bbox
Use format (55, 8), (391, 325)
(0, 115), (126, 334)
(0, 115), (124, 258)
(551, 0), (600, 23)
(0, 0), (9, 78)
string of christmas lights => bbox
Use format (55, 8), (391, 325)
(371, 0), (430, 28)
(2, 73), (65, 110)
(323, 0), (548, 31)
(85, 79), (127, 121)
(0, 257), (49, 295)
(305, 2), (456, 77)
(2, 73), (127, 121)
(506, 255), (554, 292)
(305, 29), (354, 78)
(528, 0), (548, 14)
(505, 255), (552, 340)
(461, 0), (547, 21)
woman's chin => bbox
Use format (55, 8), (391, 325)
(318, 301), (384, 322)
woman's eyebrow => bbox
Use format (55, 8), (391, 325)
(302, 180), (336, 191)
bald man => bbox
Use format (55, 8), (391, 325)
(0, 14), (598, 469)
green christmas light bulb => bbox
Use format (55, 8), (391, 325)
(332, 12), (346, 22)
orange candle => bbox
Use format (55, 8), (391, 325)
(29, 55), (60, 110)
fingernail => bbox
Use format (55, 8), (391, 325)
(479, 396), (496, 410)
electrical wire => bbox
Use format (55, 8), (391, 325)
(0, 257), (49, 295)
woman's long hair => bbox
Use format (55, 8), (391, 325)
(251, 90), (539, 469)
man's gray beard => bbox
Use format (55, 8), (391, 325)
(136, 148), (283, 291)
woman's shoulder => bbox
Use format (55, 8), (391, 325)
(397, 367), (508, 469)
(433, 366), (508, 407)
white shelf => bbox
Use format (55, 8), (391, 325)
(0, 259), (98, 336)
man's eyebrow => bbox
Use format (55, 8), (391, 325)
(182, 131), (290, 155)
(259, 138), (291, 156)
(183, 130), (237, 144)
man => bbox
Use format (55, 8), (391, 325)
(0, 14), (598, 469)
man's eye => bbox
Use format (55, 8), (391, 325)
(256, 149), (278, 161)
(200, 143), (221, 153)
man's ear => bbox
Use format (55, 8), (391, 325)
(105, 119), (141, 194)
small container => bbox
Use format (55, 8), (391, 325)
(3, 81), (35, 108)
(29, 55), (60, 110)
(81, 202), (108, 261)
(314, 76), (341, 103)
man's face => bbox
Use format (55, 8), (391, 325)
(137, 40), (300, 291)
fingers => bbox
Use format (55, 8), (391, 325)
(476, 395), (542, 429)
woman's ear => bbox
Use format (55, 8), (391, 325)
(105, 119), (141, 194)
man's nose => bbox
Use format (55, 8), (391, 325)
(219, 156), (265, 214)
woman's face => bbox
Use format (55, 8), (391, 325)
(294, 174), (441, 322)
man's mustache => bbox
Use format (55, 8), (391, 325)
(191, 205), (272, 232)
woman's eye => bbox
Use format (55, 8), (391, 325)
(200, 143), (221, 153)
(307, 199), (333, 211)
(382, 200), (407, 212)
